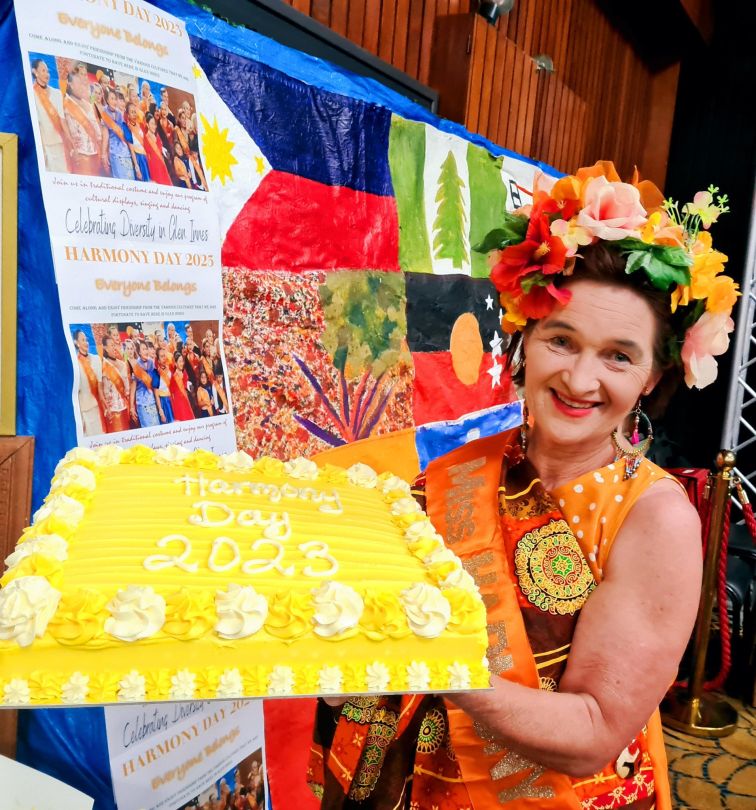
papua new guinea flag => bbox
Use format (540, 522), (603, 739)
(193, 39), (399, 272)
(407, 273), (518, 424)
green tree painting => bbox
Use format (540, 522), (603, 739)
(432, 150), (469, 269)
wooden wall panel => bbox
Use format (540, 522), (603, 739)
(279, 0), (678, 185)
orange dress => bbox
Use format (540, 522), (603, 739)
(309, 430), (678, 810)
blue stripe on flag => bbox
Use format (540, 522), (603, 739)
(194, 39), (394, 196)
(415, 401), (523, 471)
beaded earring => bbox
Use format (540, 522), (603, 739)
(611, 397), (653, 479)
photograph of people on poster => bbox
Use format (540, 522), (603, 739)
(174, 749), (266, 810)
(29, 52), (207, 190)
(69, 320), (230, 437)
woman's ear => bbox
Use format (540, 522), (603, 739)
(643, 369), (663, 396)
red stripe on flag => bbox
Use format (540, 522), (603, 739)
(412, 351), (516, 425)
(222, 170), (400, 272)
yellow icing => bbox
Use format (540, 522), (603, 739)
(1, 555), (64, 589)
(0, 447), (489, 703)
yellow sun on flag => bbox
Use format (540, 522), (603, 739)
(199, 113), (238, 186)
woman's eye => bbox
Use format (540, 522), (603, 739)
(549, 336), (569, 348)
(612, 352), (631, 363)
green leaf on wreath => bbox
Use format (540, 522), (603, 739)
(472, 213), (528, 253)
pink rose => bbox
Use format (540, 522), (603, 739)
(576, 176), (648, 240)
(681, 311), (734, 389)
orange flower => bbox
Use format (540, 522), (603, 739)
(498, 292), (528, 333)
(706, 275), (740, 314)
(630, 167), (665, 215)
(690, 248), (728, 299)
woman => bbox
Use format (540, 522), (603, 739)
(175, 108), (208, 190)
(170, 351), (195, 421)
(144, 112), (172, 185)
(125, 101), (150, 182)
(100, 335), (131, 433)
(63, 70), (103, 176)
(173, 140), (193, 189)
(309, 163), (739, 809)
(196, 369), (215, 417)
(100, 88), (136, 180)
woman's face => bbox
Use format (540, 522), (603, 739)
(522, 280), (660, 450)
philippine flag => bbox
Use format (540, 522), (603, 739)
(193, 40), (399, 273)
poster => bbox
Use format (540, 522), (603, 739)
(14, 0), (235, 454)
(105, 699), (266, 810)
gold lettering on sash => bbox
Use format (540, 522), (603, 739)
(473, 723), (557, 802)
(445, 457), (486, 544)
(462, 551), (497, 585)
(486, 620), (514, 675)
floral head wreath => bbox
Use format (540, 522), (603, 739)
(476, 161), (738, 389)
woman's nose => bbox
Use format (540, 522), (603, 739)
(562, 352), (600, 395)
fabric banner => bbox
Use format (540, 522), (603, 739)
(13, 0), (236, 454)
(104, 699), (266, 810)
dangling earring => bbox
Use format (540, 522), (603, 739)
(520, 401), (529, 454)
(611, 398), (653, 479)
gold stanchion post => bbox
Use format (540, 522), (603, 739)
(661, 450), (739, 737)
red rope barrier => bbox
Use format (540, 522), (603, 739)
(705, 502), (732, 691)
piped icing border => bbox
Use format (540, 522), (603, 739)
(0, 445), (490, 701)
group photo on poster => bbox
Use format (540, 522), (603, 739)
(29, 51), (207, 190)
(70, 320), (230, 437)
(175, 750), (265, 810)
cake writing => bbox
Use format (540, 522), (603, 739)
(144, 535), (338, 578)
(174, 473), (343, 514)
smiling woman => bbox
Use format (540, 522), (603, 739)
(309, 162), (739, 810)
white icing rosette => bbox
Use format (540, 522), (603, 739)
(2, 678), (31, 705)
(61, 672), (90, 704)
(448, 662), (471, 690)
(93, 444), (125, 466)
(155, 445), (191, 465)
(214, 584), (268, 639)
(54, 447), (99, 474)
(218, 451), (255, 472)
(0, 576), (62, 647)
(50, 464), (97, 493)
(404, 519), (442, 543)
(391, 497), (422, 517)
(424, 547), (462, 569)
(283, 457), (319, 480)
(400, 583), (451, 638)
(311, 581), (364, 638)
(216, 668), (245, 698)
(318, 665), (343, 693)
(378, 474), (411, 496)
(366, 662), (391, 692)
(5, 534), (68, 567)
(268, 666), (295, 696)
(170, 669), (197, 700)
(33, 494), (86, 529)
(346, 463), (378, 489)
(406, 661), (431, 691)
(441, 567), (479, 592)
(104, 585), (166, 642)
(118, 670), (146, 702)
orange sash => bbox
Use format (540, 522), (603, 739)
(128, 123), (147, 155)
(157, 365), (172, 393)
(425, 433), (582, 808)
(34, 82), (66, 141)
(99, 105), (128, 145)
(102, 358), (127, 404)
(130, 359), (153, 390)
(63, 95), (100, 147)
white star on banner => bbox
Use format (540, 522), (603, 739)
(487, 361), (503, 388)
(485, 294), (494, 310)
(489, 331), (504, 358)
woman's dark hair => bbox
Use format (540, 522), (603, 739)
(504, 242), (682, 418)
